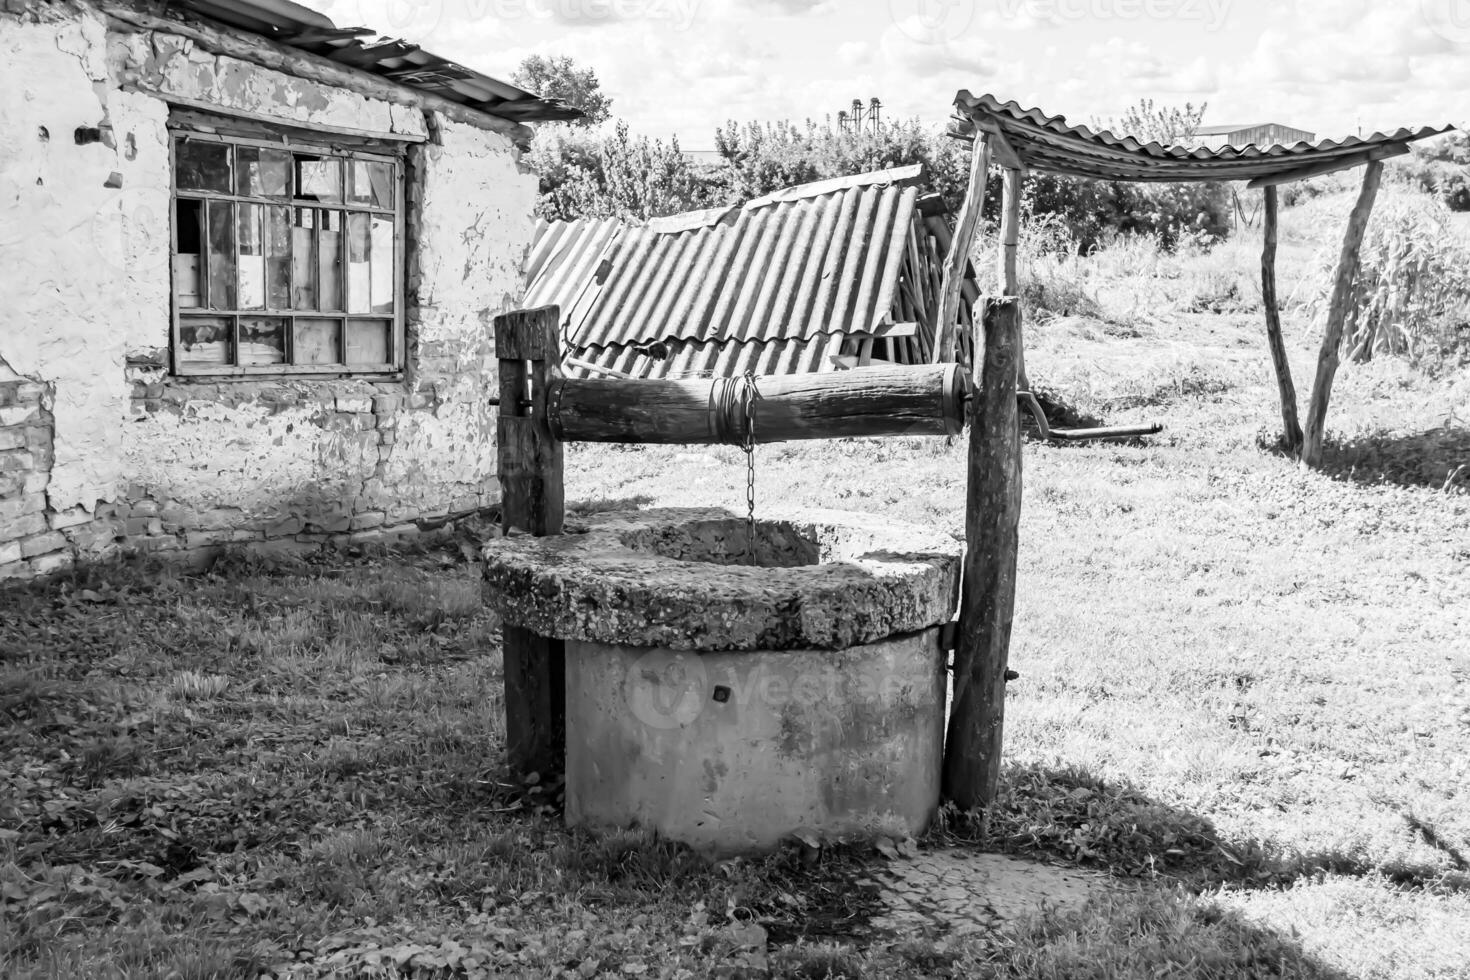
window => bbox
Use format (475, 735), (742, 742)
(170, 125), (405, 376)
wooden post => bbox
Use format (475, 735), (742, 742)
(996, 166), (1031, 391)
(495, 305), (566, 778)
(942, 298), (1023, 810)
(1260, 186), (1303, 456)
(932, 134), (991, 365)
(1301, 161), (1382, 467)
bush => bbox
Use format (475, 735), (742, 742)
(526, 114), (1232, 255)
(526, 121), (717, 222)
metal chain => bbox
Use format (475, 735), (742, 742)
(741, 373), (758, 565)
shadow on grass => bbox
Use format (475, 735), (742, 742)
(916, 761), (1466, 977)
(1315, 425), (1470, 493)
(939, 761), (1470, 893)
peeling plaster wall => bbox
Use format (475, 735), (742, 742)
(0, 3), (129, 517)
(0, 0), (536, 579)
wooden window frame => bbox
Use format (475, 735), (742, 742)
(169, 119), (407, 378)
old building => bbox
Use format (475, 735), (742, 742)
(1, 0), (575, 579)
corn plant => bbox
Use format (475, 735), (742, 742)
(1308, 197), (1470, 364)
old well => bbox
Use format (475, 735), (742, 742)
(482, 507), (960, 855)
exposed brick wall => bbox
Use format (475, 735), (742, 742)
(0, 373), (74, 578)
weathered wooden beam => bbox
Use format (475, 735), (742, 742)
(101, 2), (535, 144)
(942, 298), (1023, 810)
(1245, 144), (1407, 190)
(495, 306), (566, 777)
(550, 363), (971, 444)
(1260, 186), (1303, 456)
(1301, 161), (1383, 467)
(996, 166), (1031, 391)
(933, 134), (991, 365)
(979, 123), (1027, 172)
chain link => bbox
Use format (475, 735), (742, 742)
(741, 373), (758, 565)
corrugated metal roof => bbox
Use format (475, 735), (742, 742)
(176, 0), (581, 122)
(953, 92), (1453, 183)
(527, 166), (969, 379)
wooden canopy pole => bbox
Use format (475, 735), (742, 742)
(943, 297), (1023, 809)
(1260, 186), (1303, 456)
(996, 166), (1031, 391)
(1301, 161), (1383, 467)
(933, 134), (992, 365)
(494, 305), (567, 778)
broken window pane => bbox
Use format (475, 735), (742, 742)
(346, 319), (391, 364)
(174, 199), (203, 309)
(240, 317), (286, 365)
(237, 203), (264, 310)
(206, 200), (235, 310)
(319, 211), (343, 310)
(237, 146), (291, 198)
(370, 215), (394, 314)
(266, 206), (291, 309)
(176, 140), (231, 193)
(294, 318), (340, 364)
(179, 315), (232, 365)
(349, 160), (394, 208)
(295, 155), (342, 203)
(347, 212), (371, 315)
(291, 207), (317, 310)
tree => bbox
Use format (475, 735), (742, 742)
(1101, 98), (1207, 146)
(512, 55), (612, 126)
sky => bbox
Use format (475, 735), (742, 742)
(296, 0), (1470, 147)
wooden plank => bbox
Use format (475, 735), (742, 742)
(942, 298), (1023, 809)
(1245, 144), (1408, 190)
(101, 2), (534, 143)
(1260, 186), (1303, 456)
(494, 306), (566, 777)
(550, 363), (971, 444)
(1301, 161), (1383, 467)
(932, 135), (991, 365)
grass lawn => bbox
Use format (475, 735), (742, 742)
(4, 212), (1469, 977)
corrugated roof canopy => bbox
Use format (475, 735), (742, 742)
(526, 165), (977, 379)
(952, 92), (1453, 186)
(176, 0), (582, 122)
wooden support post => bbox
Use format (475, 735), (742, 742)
(933, 134), (991, 366)
(495, 305), (566, 778)
(943, 297), (1023, 810)
(996, 167), (1031, 391)
(1301, 161), (1383, 468)
(1260, 186), (1303, 456)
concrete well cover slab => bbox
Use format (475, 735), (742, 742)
(482, 507), (961, 651)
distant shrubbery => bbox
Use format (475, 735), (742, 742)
(525, 116), (1232, 252)
(1395, 131), (1470, 212)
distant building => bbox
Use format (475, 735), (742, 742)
(1190, 123), (1317, 149)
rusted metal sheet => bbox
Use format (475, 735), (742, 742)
(178, 0), (580, 121)
(529, 166), (961, 379)
(952, 92), (1453, 183)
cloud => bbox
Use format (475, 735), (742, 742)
(879, 17), (996, 77)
